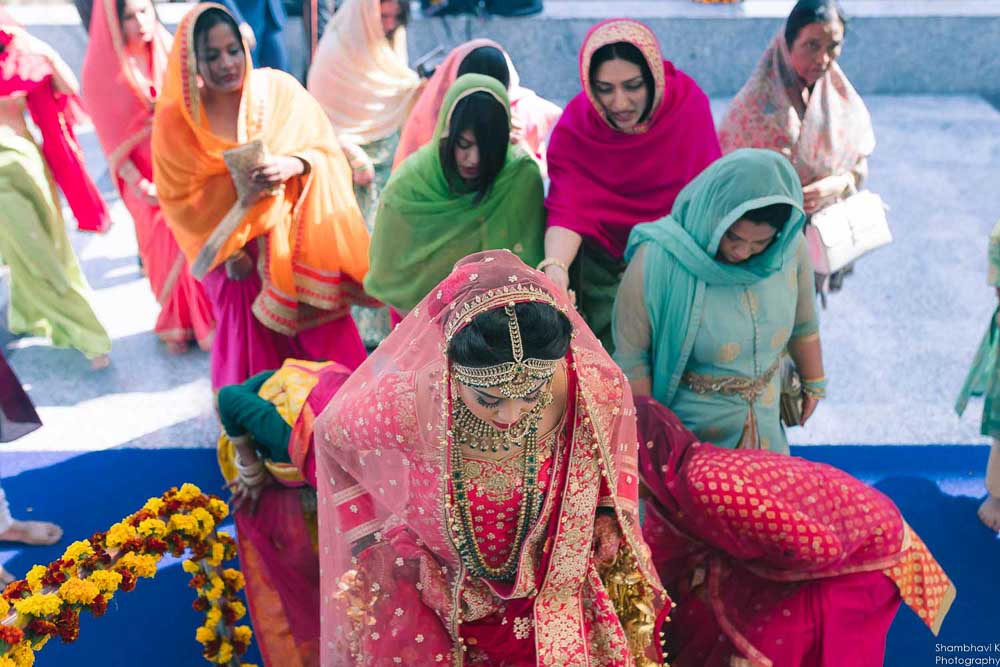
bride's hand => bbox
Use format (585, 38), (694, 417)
(592, 511), (622, 568)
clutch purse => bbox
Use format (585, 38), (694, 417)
(806, 190), (892, 275)
(779, 355), (803, 428)
(222, 139), (269, 204)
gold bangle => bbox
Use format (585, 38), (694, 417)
(536, 257), (568, 274)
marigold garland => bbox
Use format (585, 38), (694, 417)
(0, 484), (256, 667)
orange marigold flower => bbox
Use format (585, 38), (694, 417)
(0, 625), (24, 645)
(89, 594), (108, 618)
(26, 619), (58, 636)
(3, 580), (31, 602)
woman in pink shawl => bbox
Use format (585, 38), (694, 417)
(392, 39), (563, 176)
(0, 10), (111, 234)
(313, 250), (669, 666)
(718, 0), (875, 297)
(82, 0), (216, 353)
(636, 396), (954, 667)
(541, 18), (721, 352)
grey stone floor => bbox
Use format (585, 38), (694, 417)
(2, 94), (998, 457)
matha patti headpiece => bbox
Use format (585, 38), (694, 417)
(451, 304), (559, 399)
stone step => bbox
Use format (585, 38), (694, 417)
(5, 1), (1000, 100)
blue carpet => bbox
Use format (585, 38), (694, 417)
(0, 446), (994, 666)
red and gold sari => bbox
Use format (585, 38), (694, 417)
(636, 397), (955, 667)
(314, 250), (669, 666)
(82, 0), (214, 349)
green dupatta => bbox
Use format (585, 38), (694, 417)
(364, 74), (545, 311)
(618, 148), (806, 406)
(955, 219), (1000, 430)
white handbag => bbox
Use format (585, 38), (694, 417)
(805, 190), (892, 275)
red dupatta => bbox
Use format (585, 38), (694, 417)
(635, 396), (955, 667)
(544, 19), (721, 260)
(0, 10), (111, 233)
(81, 0), (171, 188)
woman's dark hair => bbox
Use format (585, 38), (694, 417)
(448, 302), (573, 367)
(115, 0), (161, 32)
(457, 46), (511, 90)
(743, 202), (793, 230)
(784, 0), (846, 49)
(192, 7), (242, 61)
(588, 41), (655, 124)
(381, 0), (410, 28)
(439, 91), (510, 204)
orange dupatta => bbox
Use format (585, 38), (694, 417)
(152, 4), (373, 336)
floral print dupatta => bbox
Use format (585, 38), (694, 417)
(314, 250), (669, 666)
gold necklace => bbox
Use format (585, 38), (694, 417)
(452, 390), (552, 453)
(448, 387), (550, 581)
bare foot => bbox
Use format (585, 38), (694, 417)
(0, 520), (63, 546)
(978, 496), (1000, 532)
(197, 332), (215, 353)
(0, 566), (14, 587)
(165, 341), (188, 355)
(90, 354), (111, 370)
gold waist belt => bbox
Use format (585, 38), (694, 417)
(681, 357), (780, 404)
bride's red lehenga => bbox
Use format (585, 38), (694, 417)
(313, 250), (670, 666)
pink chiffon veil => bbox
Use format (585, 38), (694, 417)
(313, 249), (668, 664)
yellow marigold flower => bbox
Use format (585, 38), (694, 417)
(138, 518), (168, 538)
(0, 596), (9, 617)
(222, 569), (245, 591)
(176, 483), (203, 502)
(61, 540), (94, 564)
(232, 625), (252, 644)
(208, 499), (229, 521)
(191, 507), (216, 537)
(25, 565), (47, 593)
(213, 641), (233, 664)
(87, 570), (122, 595)
(10, 643), (34, 667)
(195, 625), (216, 645)
(182, 559), (202, 575)
(229, 601), (247, 621)
(240, 664), (259, 667)
(0, 657), (15, 667)
(13, 645), (34, 667)
(117, 552), (159, 578)
(205, 607), (223, 629)
(106, 521), (138, 548)
(143, 497), (165, 514)
(206, 542), (226, 567)
(168, 514), (198, 535)
(13, 594), (62, 617)
(58, 578), (100, 605)
(205, 576), (225, 602)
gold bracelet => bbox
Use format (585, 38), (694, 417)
(536, 257), (568, 274)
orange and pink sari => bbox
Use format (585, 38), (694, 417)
(152, 4), (373, 388)
(82, 0), (214, 350)
(314, 250), (670, 666)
